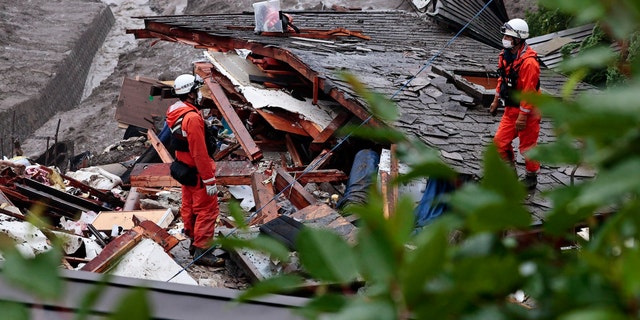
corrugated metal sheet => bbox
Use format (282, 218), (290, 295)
(426, 0), (509, 48)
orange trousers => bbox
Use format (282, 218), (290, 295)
(181, 180), (219, 248)
(493, 106), (540, 173)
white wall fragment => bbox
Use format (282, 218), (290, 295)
(110, 238), (197, 285)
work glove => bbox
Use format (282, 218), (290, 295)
(516, 113), (528, 131)
(205, 184), (218, 196)
(489, 98), (500, 116)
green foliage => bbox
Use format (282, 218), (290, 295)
(525, 6), (574, 37)
(230, 2), (640, 319)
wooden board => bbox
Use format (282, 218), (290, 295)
(92, 209), (174, 232)
(129, 161), (257, 187)
(291, 203), (356, 243)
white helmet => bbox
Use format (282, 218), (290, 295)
(173, 74), (202, 95)
(501, 18), (529, 39)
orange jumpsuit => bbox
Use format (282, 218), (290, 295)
(166, 100), (219, 249)
(494, 44), (541, 173)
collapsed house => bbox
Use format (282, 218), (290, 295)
(0, 0), (605, 316)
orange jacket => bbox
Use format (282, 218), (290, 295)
(166, 101), (216, 185)
(495, 44), (540, 115)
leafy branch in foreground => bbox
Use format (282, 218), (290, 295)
(226, 1), (640, 319)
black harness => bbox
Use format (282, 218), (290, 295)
(169, 110), (219, 157)
(498, 53), (541, 107)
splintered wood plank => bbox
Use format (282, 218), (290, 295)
(312, 111), (351, 144)
(147, 129), (173, 163)
(274, 167), (316, 210)
(297, 117), (321, 140)
(306, 149), (332, 170)
(255, 109), (309, 136)
(214, 160), (258, 185)
(92, 209), (174, 232)
(136, 219), (180, 252)
(196, 63), (262, 161)
(249, 172), (279, 225)
(129, 161), (257, 187)
(285, 169), (347, 184)
(80, 226), (145, 273)
(291, 203), (356, 243)
(285, 134), (304, 167)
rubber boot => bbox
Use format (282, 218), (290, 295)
(522, 172), (537, 191)
(193, 247), (225, 267)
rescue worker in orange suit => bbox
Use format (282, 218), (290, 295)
(166, 74), (224, 267)
(489, 18), (541, 191)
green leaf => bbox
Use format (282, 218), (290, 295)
(395, 140), (457, 181)
(228, 201), (248, 230)
(388, 195), (419, 246)
(297, 293), (348, 318)
(109, 287), (150, 320)
(236, 274), (305, 302)
(331, 298), (396, 320)
(559, 308), (627, 320)
(297, 228), (359, 283)
(481, 144), (525, 200)
(0, 301), (29, 320)
(527, 135), (582, 165)
(450, 255), (522, 295)
(337, 124), (406, 143)
(339, 72), (399, 122)
(454, 233), (499, 258)
(560, 46), (618, 72)
(355, 227), (397, 283)
(621, 247), (640, 297)
(574, 157), (640, 208)
(450, 184), (530, 233)
(1, 247), (63, 300)
(217, 235), (291, 262)
(401, 220), (448, 307)
(543, 185), (598, 235)
(75, 273), (112, 320)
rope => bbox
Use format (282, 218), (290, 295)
(167, 0), (494, 282)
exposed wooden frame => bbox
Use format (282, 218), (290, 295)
(274, 167), (316, 210)
(249, 172), (279, 225)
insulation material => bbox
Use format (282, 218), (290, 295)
(0, 214), (51, 259)
(110, 238), (197, 285)
(204, 51), (339, 130)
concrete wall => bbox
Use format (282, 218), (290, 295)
(0, 5), (114, 158)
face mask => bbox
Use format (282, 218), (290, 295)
(502, 39), (513, 49)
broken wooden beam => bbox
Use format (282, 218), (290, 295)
(284, 169), (347, 184)
(249, 172), (279, 225)
(135, 219), (180, 252)
(147, 129), (173, 163)
(291, 203), (357, 243)
(196, 64), (262, 162)
(285, 134), (304, 167)
(80, 226), (145, 273)
(274, 167), (316, 210)
(129, 161), (257, 188)
(312, 111), (351, 144)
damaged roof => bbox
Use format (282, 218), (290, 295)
(128, 10), (598, 221)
